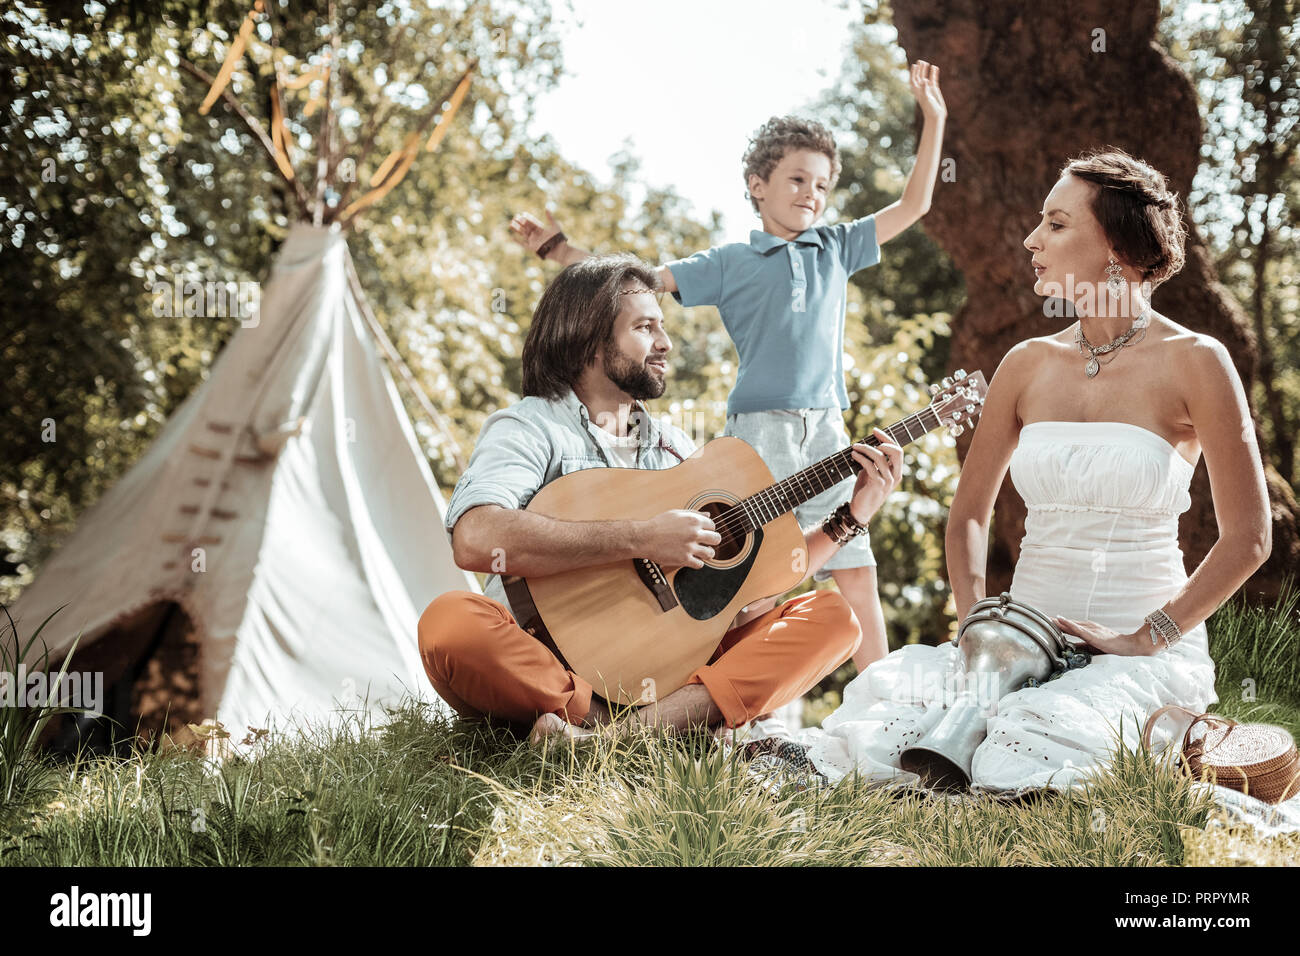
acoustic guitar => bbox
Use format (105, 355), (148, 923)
(503, 370), (988, 706)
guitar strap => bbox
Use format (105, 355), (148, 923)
(658, 435), (685, 462)
(502, 574), (574, 672)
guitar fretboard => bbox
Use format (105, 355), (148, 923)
(725, 406), (942, 534)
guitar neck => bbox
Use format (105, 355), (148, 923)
(730, 406), (942, 533)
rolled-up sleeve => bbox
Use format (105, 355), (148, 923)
(665, 245), (725, 307)
(444, 409), (553, 533)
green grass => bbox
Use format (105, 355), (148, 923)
(1201, 583), (1300, 739)
(1, 590), (1296, 867)
(0, 606), (90, 822)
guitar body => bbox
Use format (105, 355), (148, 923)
(522, 437), (805, 706)
(513, 369), (990, 710)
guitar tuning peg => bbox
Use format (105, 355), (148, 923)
(941, 377), (954, 388)
(966, 404), (977, 414)
(950, 424), (965, 437)
(954, 368), (968, 379)
(929, 384), (941, 396)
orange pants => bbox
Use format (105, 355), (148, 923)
(417, 590), (861, 729)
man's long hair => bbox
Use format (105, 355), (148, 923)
(521, 254), (663, 400)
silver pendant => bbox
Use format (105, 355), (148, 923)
(1086, 357), (1100, 377)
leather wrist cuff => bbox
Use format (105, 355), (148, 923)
(822, 502), (867, 546)
(537, 232), (566, 261)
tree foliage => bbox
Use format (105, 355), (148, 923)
(1160, 0), (1300, 486)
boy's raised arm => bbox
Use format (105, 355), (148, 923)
(509, 209), (590, 266)
(873, 61), (947, 245)
(507, 210), (678, 292)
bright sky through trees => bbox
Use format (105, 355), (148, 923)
(528, 0), (861, 240)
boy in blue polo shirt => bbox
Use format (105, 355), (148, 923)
(510, 61), (947, 674)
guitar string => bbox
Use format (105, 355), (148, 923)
(698, 396), (968, 541)
(705, 405), (946, 542)
(708, 410), (932, 539)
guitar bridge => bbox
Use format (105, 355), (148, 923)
(635, 558), (679, 612)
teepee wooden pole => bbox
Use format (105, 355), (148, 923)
(262, 0), (298, 185)
(312, 0), (340, 226)
(343, 254), (468, 474)
(337, 62), (476, 229)
(331, 8), (471, 218)
(197, 0), (264, 116)
(179, 58), (313, 217)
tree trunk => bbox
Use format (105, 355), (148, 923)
(1254, 213), (1293, 487)
(891, 0), (1299, 601)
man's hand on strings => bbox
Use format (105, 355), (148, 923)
(848, 429), (904, 525)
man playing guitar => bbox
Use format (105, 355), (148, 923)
(418, 254), (904, 743)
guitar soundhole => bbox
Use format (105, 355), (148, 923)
(698, 500), (746, 561)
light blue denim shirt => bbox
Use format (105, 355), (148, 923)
(444, 388), (698, 611)
(665, 215), (881, 416)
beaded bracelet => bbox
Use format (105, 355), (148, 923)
(536, 231), (567, 261)
(821, 502), (867, 546)
(1144, 607), (1183, 649)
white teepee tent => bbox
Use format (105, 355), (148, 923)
(10, 222), (476, 736)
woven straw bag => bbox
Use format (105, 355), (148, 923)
(1142, 704), (1300, 805)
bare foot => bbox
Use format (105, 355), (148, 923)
(601, 704), (658, 741)
(582, 697), (617, 727)
(528, 713), (596, 747)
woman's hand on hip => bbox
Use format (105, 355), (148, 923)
(1054, 617), (1158, 657)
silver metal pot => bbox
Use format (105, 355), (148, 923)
(899, 593), (1070, 790)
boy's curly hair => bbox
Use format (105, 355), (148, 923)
(742, 116), (841, 213)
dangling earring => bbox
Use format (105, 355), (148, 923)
(1106, 256), (1126, 298)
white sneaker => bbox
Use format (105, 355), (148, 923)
(711, 716), (793, 750)
(747, 714), (796, 743)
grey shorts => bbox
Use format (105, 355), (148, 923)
(724, 407), (876, 572)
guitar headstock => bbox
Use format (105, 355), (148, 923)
(928, 369), (988, 438)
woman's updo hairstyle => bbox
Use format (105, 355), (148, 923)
(1062, 148), (1188, 287)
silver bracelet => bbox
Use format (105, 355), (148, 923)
(1143, 608), (1183, 649)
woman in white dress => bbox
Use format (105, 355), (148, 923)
(805, 149), (1273, 792)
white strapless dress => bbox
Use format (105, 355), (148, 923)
(803, 421), (1219, 792)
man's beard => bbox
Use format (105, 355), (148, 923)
(603, 341), (665, 400)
